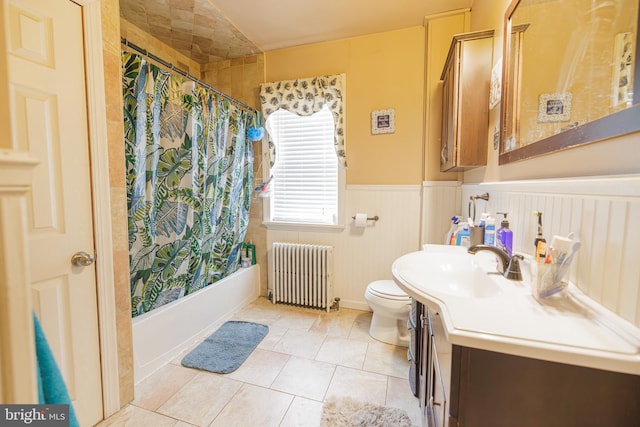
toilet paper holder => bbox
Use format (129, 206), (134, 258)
(351, 215), (379, 222)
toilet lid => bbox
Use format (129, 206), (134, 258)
(368, 280), (410, 299)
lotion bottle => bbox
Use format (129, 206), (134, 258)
(496, 212), (513, 257)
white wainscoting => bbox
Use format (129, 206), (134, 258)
(266, 185), (421, 311)
(421, 181), (462, 245)
(461, 175), (640, 327)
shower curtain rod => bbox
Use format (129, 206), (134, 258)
(121, 38), (257, 114)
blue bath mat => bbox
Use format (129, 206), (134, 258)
(181, 321), (269, 374)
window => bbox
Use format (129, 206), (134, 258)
(265, 104), (340, 225)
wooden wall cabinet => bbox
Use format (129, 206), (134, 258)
(416, 302), (640, 427)
(440, 30), (493, 172)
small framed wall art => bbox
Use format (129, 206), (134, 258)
(537, 92), (572, 123)
(371, 109), (395, 134)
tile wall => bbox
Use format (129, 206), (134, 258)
(103, 0), (134, 404)
(201, 54), (264, 108)
(120, 19), (202, 74)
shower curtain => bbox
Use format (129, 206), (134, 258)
(122, 52), (253, 317)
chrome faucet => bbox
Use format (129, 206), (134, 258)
(467, 245), (524, 280)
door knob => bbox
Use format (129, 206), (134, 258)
(71, 251), (95, 267)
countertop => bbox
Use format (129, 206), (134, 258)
(392, 249), (640, 375)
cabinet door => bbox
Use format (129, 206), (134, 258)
(456, 37), (492, 167)
(440, 45), (459, 172)
(408, 299), (420, 397)
(440, 31), (493, 172)
(426, 310), (450, 427)
(428, 337), (448, 427)
(419, 305), (430, 422)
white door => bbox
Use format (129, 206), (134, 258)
(5, 0), (103, 424)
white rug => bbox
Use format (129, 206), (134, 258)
(320, 396), (413, 427)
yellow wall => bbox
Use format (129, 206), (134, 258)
(266, 27), (425, 185)
(468, 0), (640, 182)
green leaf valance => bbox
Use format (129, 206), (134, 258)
(260, 73), (346, 168)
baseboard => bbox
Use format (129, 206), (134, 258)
(339, 299), (371, 312)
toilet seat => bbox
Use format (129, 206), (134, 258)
(367, 280), (410, 301)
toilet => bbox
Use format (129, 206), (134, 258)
(365, 280), (411, 347)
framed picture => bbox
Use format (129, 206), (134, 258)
(371, 109), (395, 134)
(537, 92), (572, 123)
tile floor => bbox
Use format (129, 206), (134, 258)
(98, 297), (421, 427)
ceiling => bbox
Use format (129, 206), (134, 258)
(120, 0), (474, 64)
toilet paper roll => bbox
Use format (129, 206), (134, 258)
(354, 213), (368, 228)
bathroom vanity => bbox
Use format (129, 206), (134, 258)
(394, 250), (640, 427)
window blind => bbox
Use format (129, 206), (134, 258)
(266, 105), (338, 224)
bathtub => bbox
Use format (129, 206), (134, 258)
(132, 265), (260, 383)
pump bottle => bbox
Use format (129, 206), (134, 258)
(496, 212), (513, 257)
(533, 211), (546, 262)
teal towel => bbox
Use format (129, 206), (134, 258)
(33, 313), (80, 427)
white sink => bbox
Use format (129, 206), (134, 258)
(393, 251), (501, 299)
(391, 248), (640, 375)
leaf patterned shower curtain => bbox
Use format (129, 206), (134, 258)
(122, 52), (253, 317)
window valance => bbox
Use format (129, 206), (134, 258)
(260, 73), (346, 168)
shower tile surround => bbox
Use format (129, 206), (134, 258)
(98, 298), (421, 426)
(120, 18), (202, 74)
(103, 0), (136, 405)
(456, 174), (640, 327)
(119, 0), (261, 63)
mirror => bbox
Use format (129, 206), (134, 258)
(500, 0), (640, 164)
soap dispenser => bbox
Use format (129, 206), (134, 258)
(496, 212), (513, 257)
